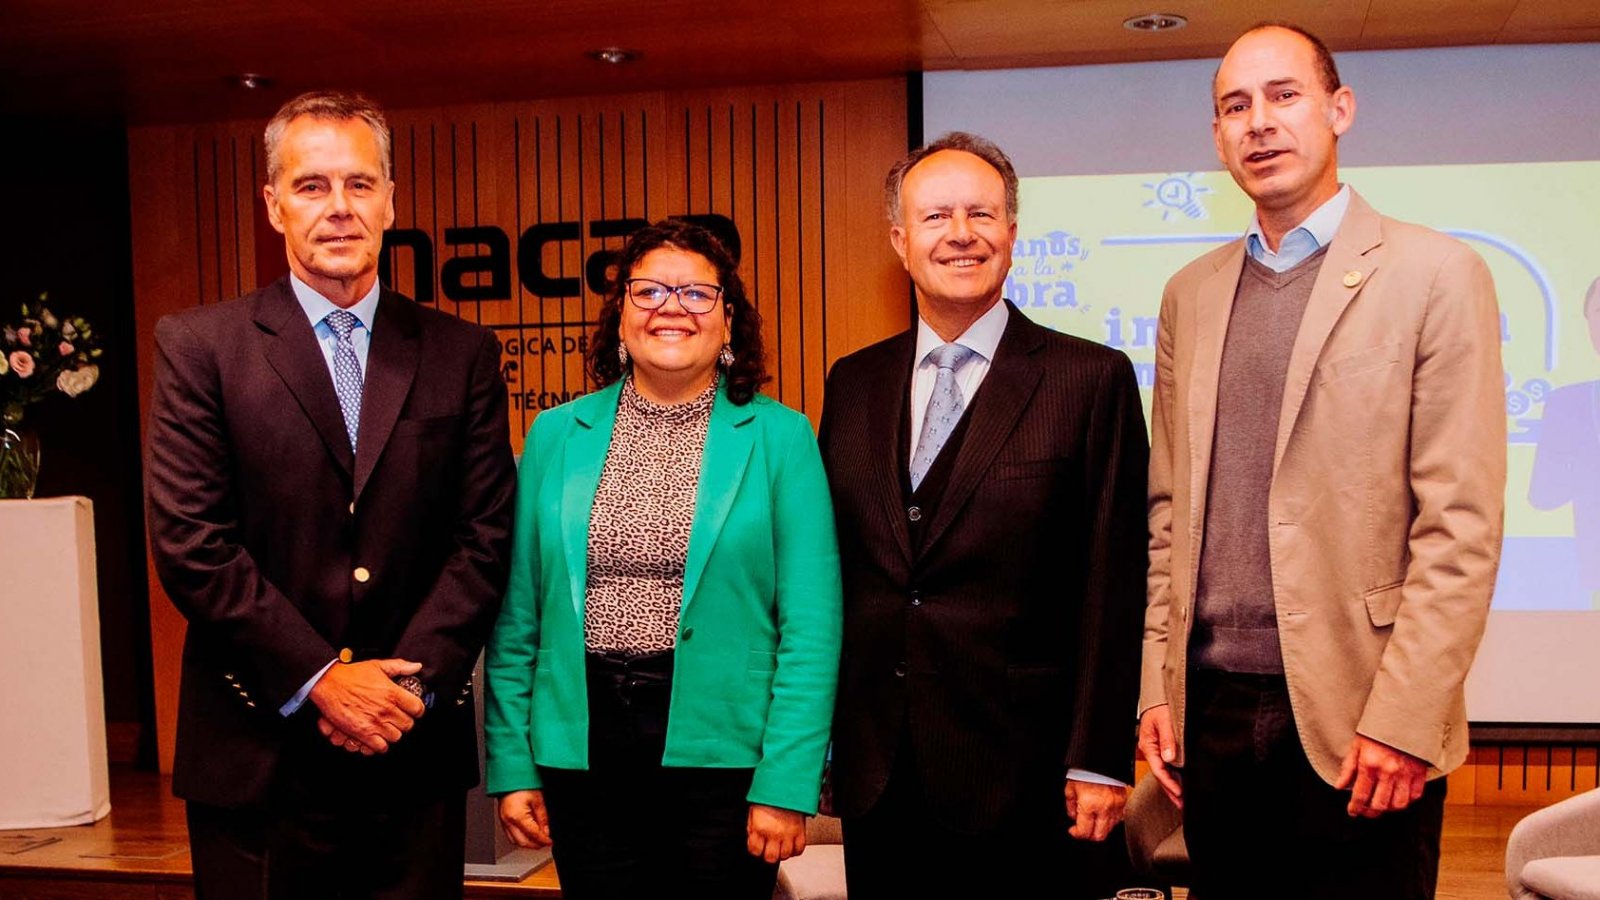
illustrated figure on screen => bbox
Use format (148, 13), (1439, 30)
(819, 132), (1149, 899)
(1529, 276), (1600, 609)
(145, 91), (516, 899)
(1137, 24), (1506, 900)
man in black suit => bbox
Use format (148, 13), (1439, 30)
(819, 132), (1148, 897)
(146, 91), (516, 899)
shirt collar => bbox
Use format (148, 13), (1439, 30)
(1246, 183), (1351, 261)
(915, 297), (1009, 368)
(290, 274), (382, 333)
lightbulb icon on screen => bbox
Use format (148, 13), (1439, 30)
(1143, 173), (1211, 222)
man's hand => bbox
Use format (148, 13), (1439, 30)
(1065, 780), (1127, 842)
(747, 804), (807, 863)
(498, 790), (552, 848)
(317, 717), (375, 756)
(1334, 735), (1428, 818)
(308, 658), (426, 754)
(1137, 704), (1183, 808)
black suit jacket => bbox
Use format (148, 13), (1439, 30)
(819, 302), (1148, 831)
(146, 276), (516, 808)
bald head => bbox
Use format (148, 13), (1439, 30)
(1214, 23), (1341, 115)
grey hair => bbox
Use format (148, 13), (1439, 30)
(883, 131), (1019, 226)
(264, 90), (392, 186)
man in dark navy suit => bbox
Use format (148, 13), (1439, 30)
(146, 91), (515, 899)
(820, 132), (1148, 898)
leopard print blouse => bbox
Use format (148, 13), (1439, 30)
(583, 375), (717, 654)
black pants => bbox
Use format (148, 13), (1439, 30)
(537, 651), (778, 900)
(1182, 669), (1448, 900)
(841, 729), (1132, 900)
(186, 790), (466, 900)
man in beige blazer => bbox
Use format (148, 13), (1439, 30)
(1137, 23), (1505, 898)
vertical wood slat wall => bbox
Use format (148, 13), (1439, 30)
(129, 78), (909, 773)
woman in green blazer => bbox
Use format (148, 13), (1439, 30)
(484, 219), (842, 899)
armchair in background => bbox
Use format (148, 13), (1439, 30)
(1507, 787), (1600, 900)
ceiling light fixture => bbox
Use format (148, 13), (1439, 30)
(233, 73), (272, 90)
(589, 48), (637, 65)
(1123, 13), (1188, 32)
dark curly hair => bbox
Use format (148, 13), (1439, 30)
(586, 218), (769, 405)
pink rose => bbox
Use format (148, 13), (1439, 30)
(9, 351), (35, 378)
(16, 327), (31, 346)
(59, 341), (74, 356)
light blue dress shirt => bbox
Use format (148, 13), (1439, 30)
(278, 275), (382, 717)
(1245, 184), (1351, 272)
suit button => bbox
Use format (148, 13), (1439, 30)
(894, 663), (907, 677)
(907, 506), (922, 522)
(909, 590), (922, 607)
(245, 701), (256, 708)
(682, 627), (694, 641)
(353, 566), (371, 583)
(348, 501), (356, 514)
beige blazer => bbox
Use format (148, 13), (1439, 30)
(1140, 190), (1505, 785)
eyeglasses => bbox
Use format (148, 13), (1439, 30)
(625, 278), (725, 314)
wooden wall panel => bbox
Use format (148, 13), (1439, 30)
(130, 78), (908, 772)
(1471, 744), (1600, 806)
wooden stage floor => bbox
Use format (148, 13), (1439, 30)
(0, 767), (1526, 898)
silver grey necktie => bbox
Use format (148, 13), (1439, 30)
(909, 342), (976, 490)
(324, 310), (364, 451)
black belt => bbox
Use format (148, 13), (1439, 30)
(585, 650), (674, 706)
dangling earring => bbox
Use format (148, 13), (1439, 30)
(718, 344), (734, 368)
(618, 343), (630, 368)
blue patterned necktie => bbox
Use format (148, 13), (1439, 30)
(910, 342), (976, 490)
(324, 310), (364, 451)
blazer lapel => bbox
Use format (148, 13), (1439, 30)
(1273, 191), (1383, 475)
(560, 383), (622, 617)
(681, 387), (757, 615)
(871, 333), (918, 568)
(253, 278), (355, 477)
(917, 304), (1043, 559)
(353, 291), (420, 501)
(1185, 241), (1246, 584)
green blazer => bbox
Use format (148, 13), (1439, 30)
(484, 380), (842, 813)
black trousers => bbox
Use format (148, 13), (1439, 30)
(537, 651), (778, 900)
(1182, 669), (1448, 900)
(186, 789), (466, 900)
(840, 729), (1133, 900)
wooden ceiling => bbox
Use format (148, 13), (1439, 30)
(3, 0), (1596, 124)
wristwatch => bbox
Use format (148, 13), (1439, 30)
(394, 675), (430, 706)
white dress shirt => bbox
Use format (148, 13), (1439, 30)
(909, 298), (1009, 461)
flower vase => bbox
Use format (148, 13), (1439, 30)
(0, 407), (40, 499)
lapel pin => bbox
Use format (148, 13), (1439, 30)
(1343, 270), (1363, 288)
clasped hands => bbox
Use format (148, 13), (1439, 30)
(308, 658), (427, 756)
